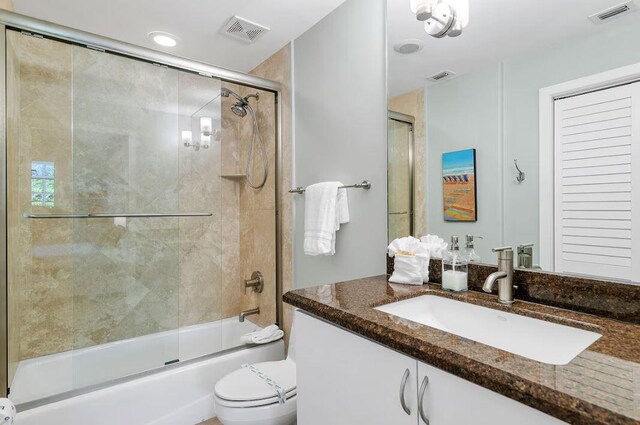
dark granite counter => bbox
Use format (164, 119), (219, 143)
(284, 276), (640, 425)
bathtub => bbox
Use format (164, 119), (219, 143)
(12, 317), (285, 425)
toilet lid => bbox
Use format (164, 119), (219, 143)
(214, 359), (296, 404)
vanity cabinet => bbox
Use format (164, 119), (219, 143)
(296, 310), (566, 425)
(296, 311), (417, 425)
(418, 362), (565, 424)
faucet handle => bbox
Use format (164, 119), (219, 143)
(517, 243), (534, 254)
(492, 246), (513, 252)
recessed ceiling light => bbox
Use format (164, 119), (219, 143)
(148, 31), (178, 47)
(393, 39), (424, 54)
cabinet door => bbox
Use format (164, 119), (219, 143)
(417, 362), (567, 425)
(296, 311), (418, 425)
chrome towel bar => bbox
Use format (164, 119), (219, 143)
(289, 180), (371, 194)
(23, 212), (213, 219)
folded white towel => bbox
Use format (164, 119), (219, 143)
(304, 182), (349, 256)
(241, 325), (284, 345)
(420, 234), (448, 259)
(388, 236), (431, 284)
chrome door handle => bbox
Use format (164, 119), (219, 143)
(399, 368), (411, 415)
(418, 375), (429, 424)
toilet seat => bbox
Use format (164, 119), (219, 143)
(214, 359), (296, 408)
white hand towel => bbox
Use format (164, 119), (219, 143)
(241, 325), (284, 345)
(304, 182), (349, 256)
(332, 187), (350, 254)
(388, 236), (431, 284)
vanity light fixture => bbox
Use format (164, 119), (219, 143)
(414, 0), (469, 38)
(181, 130), (193, 147)
(182, 117), (218, 151)
(200, 117), (213, 137)
(148, 31), (178, 47)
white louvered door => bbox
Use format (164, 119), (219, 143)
(554, 82), (640, 281)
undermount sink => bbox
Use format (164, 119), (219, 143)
(375, 295), (601, 365)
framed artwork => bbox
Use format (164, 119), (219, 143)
(442, 149), (477, 222)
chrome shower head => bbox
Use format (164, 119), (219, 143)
(231, 103), (247, 117)
(221, 87), (258, 118)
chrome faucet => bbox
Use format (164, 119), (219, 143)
(482, 247), (515, 304)
(239, 307), (260, 322)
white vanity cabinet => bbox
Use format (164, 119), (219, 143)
(296, 311), (418, 425)
(296, 310), (567, 425)
(418, 362), (566, 425)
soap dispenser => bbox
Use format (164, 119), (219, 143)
(464, 234), (483, 262)
(441, 236), (468, 292)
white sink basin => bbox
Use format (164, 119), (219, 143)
(375, 295), (601, 365)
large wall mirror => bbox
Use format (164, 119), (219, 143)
(388, 0), (640, 284)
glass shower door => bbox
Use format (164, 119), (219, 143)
(387, 114), (414, 242)
(6, 30), (223, 404)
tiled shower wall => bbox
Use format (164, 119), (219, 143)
(7, 32), (282, 374)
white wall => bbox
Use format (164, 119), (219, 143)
(292, 0), (387, 288)
(426, 16), (640, 265)
(426, 64), (503, 263)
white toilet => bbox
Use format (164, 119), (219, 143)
(214, 322), (297, 425)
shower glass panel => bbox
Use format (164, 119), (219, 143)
(387, 115), (414, 242)
(6, 31), (223, 404)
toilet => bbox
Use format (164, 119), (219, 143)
(214, 321), (297, 425)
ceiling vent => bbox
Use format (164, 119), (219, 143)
(221, 16), (270, 43)
(428, 70), (456, 82)
(589, 1), (637, 24)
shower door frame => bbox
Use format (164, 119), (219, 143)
(387, 111), (415, 240)
(0, 10), (284, 399)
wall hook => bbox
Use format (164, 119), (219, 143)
(514, 159), (525, 183)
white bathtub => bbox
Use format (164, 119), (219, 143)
(12, 318), (285, 425)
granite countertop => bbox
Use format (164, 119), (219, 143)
(284, 276), (640, 425)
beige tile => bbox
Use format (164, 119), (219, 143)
(249, 44), (294, 349)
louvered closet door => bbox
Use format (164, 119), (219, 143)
(554, 82), (640, 281)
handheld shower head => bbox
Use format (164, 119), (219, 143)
(221, 87), (244, 103)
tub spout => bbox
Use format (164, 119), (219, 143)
(239, 307), (260, 322)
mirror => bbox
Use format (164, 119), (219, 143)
(387, 0), (640, 284)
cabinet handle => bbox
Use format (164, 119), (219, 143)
(399, 368), (411, 415)
(418, 375), (430, 424)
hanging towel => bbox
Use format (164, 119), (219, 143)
(304, 182), (349, 256)
(241, 324), (284, 345)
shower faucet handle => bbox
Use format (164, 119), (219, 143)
(243, 271), (264, 294)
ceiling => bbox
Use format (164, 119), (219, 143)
(13, 0), (346, 73)
(388, 0), (640, 96)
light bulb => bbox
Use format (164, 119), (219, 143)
(181, 130), (192, 147)
(447, 0), (469, 29)
(410, 0), (436, 21)
(200, 117), (212, 137)
(201, 134), (211, 149)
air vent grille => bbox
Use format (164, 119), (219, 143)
(589, 1), (637, 23)
(221, 16), (270, 43)
(428, 70), (456, 82)
(599, 4), (629, 19)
